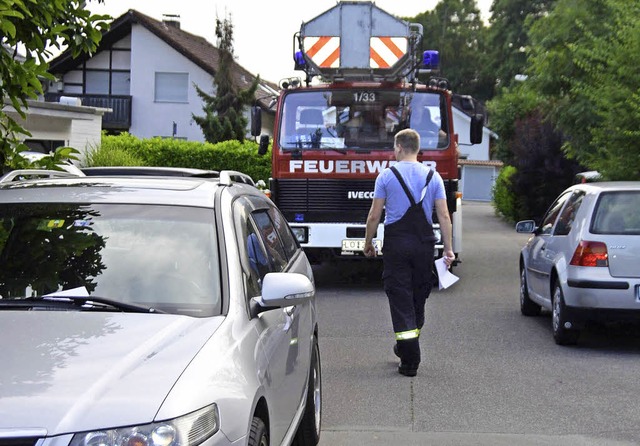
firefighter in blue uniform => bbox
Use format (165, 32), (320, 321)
(364, 128), (454, 377)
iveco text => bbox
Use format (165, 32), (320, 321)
(348, 191), (374, 199)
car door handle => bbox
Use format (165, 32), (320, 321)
(283, 314), (293, 331)
(284, 306), (295, 317)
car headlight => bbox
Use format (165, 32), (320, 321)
(69, 404), (219, 446)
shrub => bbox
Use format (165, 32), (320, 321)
(85, 136), (146, 167)
(87, 133), (272, 183)
(492, 165), (519, 222)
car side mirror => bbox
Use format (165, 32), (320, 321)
(250, 272), (314, 317)
(262, 272), (314, 306)
(515, 220), (536, 233)
(251, 106), (262, 137)
(470, 114), (484, 145)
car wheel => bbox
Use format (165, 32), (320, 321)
(293, 335), (321, 446)
(248, 417), (268, 446)
(552, 282), (579, 345)
(520, 266), (541, 316)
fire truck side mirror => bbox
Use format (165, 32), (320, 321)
(251, 106), (262, 137)
(258, 135), (270, 156)
(470, 114), (484, 145)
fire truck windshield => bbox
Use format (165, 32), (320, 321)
(278, 90), (450, 151)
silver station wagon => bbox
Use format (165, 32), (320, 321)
(0, 170), (321, 446)
(516, 182), (640, 345)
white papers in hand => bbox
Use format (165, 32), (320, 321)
(435, 257), (459, 290)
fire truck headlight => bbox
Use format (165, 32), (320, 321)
(291, 227), (308, 244)
(433, 228), (442, 245)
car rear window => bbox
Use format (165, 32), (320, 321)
(0, 203), (221, 316)
(591, 191), (640, 235)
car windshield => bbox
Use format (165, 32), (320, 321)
(591, 191), (640, 235)
(0, 203), (221, 317)
(278, 90), (450, 151)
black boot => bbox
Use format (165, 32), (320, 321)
(395, 338), (420, 376)
(398, 362), (418, 377)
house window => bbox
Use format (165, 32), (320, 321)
(155, 72), (189, 103)
(86, 71), (109, 95)
(111, 72), (130, 95)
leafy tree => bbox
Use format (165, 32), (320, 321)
(410, 0), (494, 101)
(524, 0), (640, 180)
(526, 0), (615, 174)
(192, 15), (259, 144)
(487, 0), (556, 91)
(487, 83), (542, 164)
(0, 0), (110, 172)
(488, 84), (583, 221)
(568, 0), (640, 179)
(509, 110), (582, 221)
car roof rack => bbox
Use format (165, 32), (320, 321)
(0, 169), (81, 183)
(81, 167), (256, 186)
(81, 166), (221, 178)
(219, 170), (256, 187)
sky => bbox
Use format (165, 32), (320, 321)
(87, 0), (493, 83)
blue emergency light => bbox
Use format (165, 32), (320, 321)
(422, 50), (439, 70)
(294, 51), (306, 69)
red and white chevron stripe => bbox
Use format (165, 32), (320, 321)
(369, 37), (407, 69)
(304, 36), (340, 68)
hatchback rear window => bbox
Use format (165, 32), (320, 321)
(591, 191), (640, 235)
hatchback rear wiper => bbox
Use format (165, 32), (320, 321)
(0, 295), (164, 313)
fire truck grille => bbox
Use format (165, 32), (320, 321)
(274, 179), (376, 223)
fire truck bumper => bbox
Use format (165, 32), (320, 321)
(289, 222), (443, 262)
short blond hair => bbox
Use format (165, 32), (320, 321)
(395, 128), (420, 153)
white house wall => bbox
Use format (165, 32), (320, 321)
(70, 116), (103, 161)
(5, 101), (106, 165)
(130, 25), (211, 141)
(20, 115), (72, 142)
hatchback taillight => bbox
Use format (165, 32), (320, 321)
(569, 241), (608, 267)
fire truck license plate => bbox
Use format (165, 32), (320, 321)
(341, 239), (382, 254)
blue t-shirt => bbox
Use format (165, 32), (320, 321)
(373, 161), (446, 225)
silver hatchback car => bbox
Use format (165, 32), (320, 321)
(0, 170), (321, 446)
(516, 182), (640, 345)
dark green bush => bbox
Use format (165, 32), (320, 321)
(87, 133), (272, 184)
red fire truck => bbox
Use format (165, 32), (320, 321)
(254, 1), (483, 265)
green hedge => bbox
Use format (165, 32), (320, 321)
(86, 133), (272, 184)
(492, 165), (519, 223)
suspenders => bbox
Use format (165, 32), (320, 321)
(390, 166), (434, 205)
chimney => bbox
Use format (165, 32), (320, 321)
(162, 14), (181, 29)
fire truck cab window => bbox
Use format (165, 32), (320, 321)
(409, 94), (449, 149)
(279, 90), (448, 151)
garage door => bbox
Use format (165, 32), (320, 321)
(462, 166), (495, 201)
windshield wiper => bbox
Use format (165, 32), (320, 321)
(282, 142), (348, 155)
(1, 295), (165, 313)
